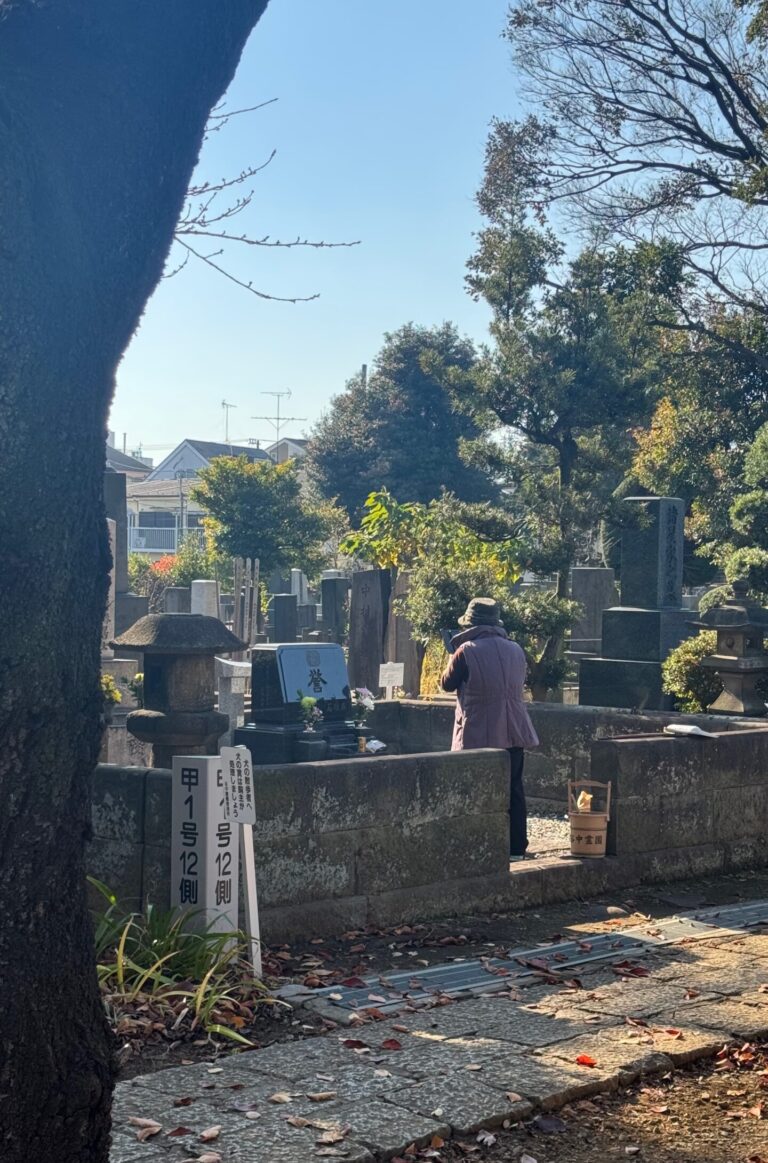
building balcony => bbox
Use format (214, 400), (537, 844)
(128, 527), (206, 554)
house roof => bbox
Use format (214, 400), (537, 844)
(127, 478), (198, 499)
(186, 440), (270, 462)
(106, 446), (152, 473)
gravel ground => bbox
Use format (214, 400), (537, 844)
(527, 812), (570, 855)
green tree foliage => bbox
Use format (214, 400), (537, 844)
(305, 323), (494, 517)
(632, 314), (768, 555)
(191, 456), (328, 576)
(445, 123), (671, 603)
(497, 0), (768, 348)
(342, 491), (577, 697)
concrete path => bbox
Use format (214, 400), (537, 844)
(110, 911), (768, 1162)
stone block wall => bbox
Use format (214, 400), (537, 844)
(89, 750), (511, 941)
(591, 728), (768, 878)
(372, 700), (765, 808)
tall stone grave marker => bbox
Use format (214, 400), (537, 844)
(569, 567), (618, 656)
(384, 571), (423, 696)
(104, 470), (148, 634)
(579, 497), (694, 709)
(348, 569), (391, 691)
(102, 519), (117, 659)
(270, 593), (299, 643)
(191, 579), (220, 617)
(321, 576), (350, 644)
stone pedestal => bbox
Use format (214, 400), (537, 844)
(270, 593), (298, 643)
(579, 497), (692, 711)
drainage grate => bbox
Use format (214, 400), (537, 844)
(297, 899), (768, 1017)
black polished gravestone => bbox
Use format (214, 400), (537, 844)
(233, 642), (367, 764)
(579, 497), (696, 710)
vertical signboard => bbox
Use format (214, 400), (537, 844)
(220, 745), (262, 977)
(171, 755), (239, 934)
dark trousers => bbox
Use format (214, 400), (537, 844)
(508, 747), (528, 856)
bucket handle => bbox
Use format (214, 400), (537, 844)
(568, 779), (611, 821)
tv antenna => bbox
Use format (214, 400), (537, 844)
(221, 399), (237, 442)
(251, 390), (306, 459)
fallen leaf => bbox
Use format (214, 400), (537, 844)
(650, 1105), (669, 1115)
(128, 1118), (163, 1143)
(520, 1155), (538, 1163)
(306, 1092), (337, 1102)
(166, 1126), (193, 1137)
(576, 1054), (598, 1068)
(368, 993), (387, 1003)
(748, 1102), (764, 1119)
(625, 1149), (640, 1157)
(286, 1115), (312, 1128)
(268, 1092), (293, 1104)
(341, 976), (366, 988)
(476, 1129), (496, 1145)
(506, 1091), (524, 1102)
(465, 1063), (483, 1071)
(328, 993), (343, 1001)
(173, 1096), (194, 1107)
(391, 1024), (409, 1033)
(200, 1126), (222, 1142)
(380, 1038), (402, 1051)
(341, 1038), (369, 1050)
(373, 1068), (392, 1077)
(316, 1128), (348, 1144)
(663, 1028), (683, 1038)
(430, 1135), (446, 1149)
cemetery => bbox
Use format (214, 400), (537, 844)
(5, 4), (768, 1160)
(90, 482), (768, 947)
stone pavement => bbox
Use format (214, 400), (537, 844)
(111, 911), (768, 1162)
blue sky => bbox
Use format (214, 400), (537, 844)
(110, 0), (517, 459)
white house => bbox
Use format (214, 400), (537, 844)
(127, 438), (271, 554)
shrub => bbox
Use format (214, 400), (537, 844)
(662, 631), (721, 713)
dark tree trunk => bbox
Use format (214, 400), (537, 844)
(0, 3), (268, 1159)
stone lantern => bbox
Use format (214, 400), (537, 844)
(111, 613), (245, 767)
(691, 580), (768, 716)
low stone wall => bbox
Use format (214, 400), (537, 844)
(591, 727), (768, 879)
(89, 750), (511, 941)
(371, 699), (764, 808)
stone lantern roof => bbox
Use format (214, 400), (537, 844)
(111, 613), (244, 655)
(690, 580), (768, 633)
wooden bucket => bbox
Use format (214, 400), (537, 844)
(568, 780), (611, 859)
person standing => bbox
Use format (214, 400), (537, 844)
(439, 597), (539, 857)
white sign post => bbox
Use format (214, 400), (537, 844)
(220, 745), (262, 979)
(378, 661), (405, 701)
(171, 756), (239, 934)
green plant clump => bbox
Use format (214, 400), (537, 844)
(661, 631), (721, 713)
(89, 878), (274, 1049)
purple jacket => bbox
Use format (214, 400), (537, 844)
(440, 625), (539, 751)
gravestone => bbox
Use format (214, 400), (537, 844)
(569, 567), (618, 656)
(164, 586), (191, 613)
(290, 568), (309, 605)
(297, 602), (317, 632)
(270, 593), (299, 643)
(384, 570), (423, 696)
(191, 579), (220, 617)
(104, 470), (149, 634)
(347, 569), (391, 691)
(579, 497), (695, 710)
(321, 576), (350, 644)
